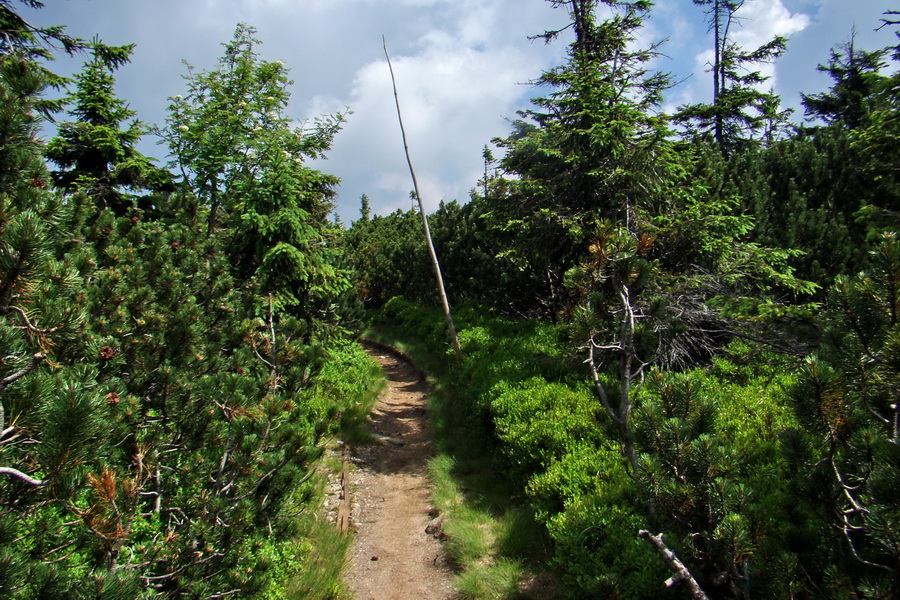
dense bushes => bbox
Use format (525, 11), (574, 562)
(0, 203), (381, 598)
(0, 18), (381, 599)
(369, 299), (873, 598)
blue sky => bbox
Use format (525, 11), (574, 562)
(25, 0), (900, 221)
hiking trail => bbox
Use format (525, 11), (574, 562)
(342, 343), (455, 600)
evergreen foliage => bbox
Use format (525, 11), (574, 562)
(674, 0), (790, 153)
(487, 0), (672, 316)
(45, 42), (170, 214)
(801, 37), (890, 129)
(0, 7), (374, 598)
(787, 234), (900, 595)
(163, 24), (346, 236)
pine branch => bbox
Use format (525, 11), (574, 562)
(830, 455), (897, 575)
(585, 343), (622, 425)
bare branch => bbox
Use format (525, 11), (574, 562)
(0, 352), (45, 399)
(0, 466), (45, 486)
(587, 344), (622, 425)
(639, 530), (711, 600)
(383, 35), (462, 360)
(8, 305), (57, 335)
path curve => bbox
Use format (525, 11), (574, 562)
(345, 343), (455, 600)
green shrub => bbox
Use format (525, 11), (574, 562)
(527, 441), (623, 523)
(490, 378), (599, 480)
(547, 493), (670, 599)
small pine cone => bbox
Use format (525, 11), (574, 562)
(98, 346), (118, 360)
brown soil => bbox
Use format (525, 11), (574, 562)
(344, 344), (455, 600)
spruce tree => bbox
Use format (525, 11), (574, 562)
(675, 0), (790, 153)
(163, 24), (350, 335)
(801, 37), (889, 129)
(46, 42), (170, 215)
(163, 23), (346, 235)
(489, 0), (672, 315)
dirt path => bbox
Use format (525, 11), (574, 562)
(344, 344), (455, 600)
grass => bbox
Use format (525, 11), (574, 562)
(273, 340), (386, 600)
(428, 450), (558, 600)
(454, 558), (522, 600)
(282, 509), (353, 600)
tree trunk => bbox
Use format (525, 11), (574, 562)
(383, 37), (463, 360)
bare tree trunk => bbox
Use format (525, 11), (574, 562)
(713, 0), (723, 148)
(383, 37), (463, 360)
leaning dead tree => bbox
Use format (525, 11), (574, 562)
(383, 36), (462, 359)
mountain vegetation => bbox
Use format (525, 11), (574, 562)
(347, 1), (900, 598)
(0, 6), (378, 599)
(1, 0), (899, 598)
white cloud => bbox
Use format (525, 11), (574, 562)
(312, 2), (563, 218)
(733, 0), (810, 49)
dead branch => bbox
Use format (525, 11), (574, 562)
(0, 352), (44, 400)
(0, 466), (45, 486)
(8, 305), (57, 335)
(639, 530), (711, 600)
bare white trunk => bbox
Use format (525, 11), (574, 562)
(383, 37), (462, 359)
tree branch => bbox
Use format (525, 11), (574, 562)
(586, 344), (623, 425)
(0, 352), (45, 399)
(639, 530), (710, 600)
(8, 305), (56, 335)
(0, 466), (45, 486)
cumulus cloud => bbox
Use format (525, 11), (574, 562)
(732, 0), (810, 87)
(733, 0), (810, 48)
(310, 1), (566, 218)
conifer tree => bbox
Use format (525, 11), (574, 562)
(164, 23), (346, 235)
(635, 372), (755, 598)
(675, 0), (790, 153)
(0, 0), (86, 58)
(489, 0), (671, 315)
(46, 42), (170, 214)
(788, 233), (900, 595)
(163, 24), (350, 336)
(2, 13), (361, 597)
(801, 37), (889, 129)
(0, 25), (127, 596)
